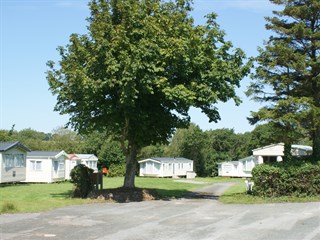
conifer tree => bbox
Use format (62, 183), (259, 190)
(248, 0), (320, 160)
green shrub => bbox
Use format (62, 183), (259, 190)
(70, 164), (94, 198)
(107, 164), (126, 177)
(252, 162), (320, 197)
(252, 164), (289, 197)
(252, 161), (320, 197)
(289, 163), (320, 196)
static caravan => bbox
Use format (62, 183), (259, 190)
(252, 143), (286, 164)
(25, 151), (68, 183)
(238, 156), (258, 177)
(65, 154), (82, 180)
(73, 154), (98, 172)
(65, 153), (98, 180)
(218, 143), (313, 178)
(218, 156), (258, 178)
(291, 145), (313, 156)
(218, 161), (239, 177)
(139, 157), (196, 178)
(252, 143), (313, 164)
(0, 141), (30, 183)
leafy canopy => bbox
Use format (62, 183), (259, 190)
(47, 0), (250, 149)
(47, 0), (250, 187)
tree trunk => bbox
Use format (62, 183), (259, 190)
(123, 143), (137, 188)
(313, 127), (320, 161)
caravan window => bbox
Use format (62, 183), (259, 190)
(4, 154), (14, 168)
(30, 161), (42, 171)
(15, 154), (25, 167)
(4, 154), (25, 168)
(86, 161), (97, 169)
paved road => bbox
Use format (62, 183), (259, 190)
(1, 183), (320, 240)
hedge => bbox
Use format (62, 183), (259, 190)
(251, 161), (320, 197)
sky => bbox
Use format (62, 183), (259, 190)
(1, 0), (279, 134)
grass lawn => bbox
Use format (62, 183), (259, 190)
(0, 177), (238, 214)
(0, 182), (94, 213)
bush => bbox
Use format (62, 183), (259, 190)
(252, 161), (320, 197)
(289, 163), (320, 196)
(107, 164), (126, 177)
(70, 164), (94, 198)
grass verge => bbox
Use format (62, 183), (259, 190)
(1, 177), (318, 213)
(220, 182), (320, 204)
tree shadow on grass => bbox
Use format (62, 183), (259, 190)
(86, 188), (220, 203)
(0, 182), (31, 188)
(50, 190), (73, 199)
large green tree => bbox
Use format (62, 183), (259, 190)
(47, 0), (250, 188)
(248, 0), (320, 160)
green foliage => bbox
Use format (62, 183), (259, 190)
(78, 131), (108, 156)
(166, 124), (206, 175)
(0, 127), (82, 153)
(139, 144), (167, 160)
(202, 128), (250, 176)
(0, 129), (13, 142)
(248, 123), (281, 151)
(247, 0), (320, 159)
(251, 164), (289, 197)
(287, 162), (320, 196)
(0, 128), (52, 151)
(47, 0), (250, 188)
(98, 140), (125, 169)
(107, 164), (126, 177)
(50, 126), (83, 153)
(252, 161), (320, 197)
(70, 164), (94, 198)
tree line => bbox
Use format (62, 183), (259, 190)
(0, 123), (311, 177)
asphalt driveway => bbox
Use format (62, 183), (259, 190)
(1, 183), (319, 240)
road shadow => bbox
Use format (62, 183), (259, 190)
(183, 191), (219, 200)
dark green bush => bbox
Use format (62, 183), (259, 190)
(70, 164), (94, 198)
(251, 164), (289, 197)
(252, 161), (320, 197)
(289, 163), (320, 196)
